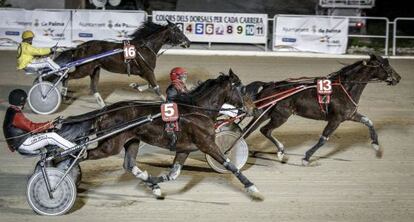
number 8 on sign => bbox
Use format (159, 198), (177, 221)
(161, 103), (179, 122)
(317, 79), (332, 95)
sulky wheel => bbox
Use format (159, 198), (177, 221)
(26, 167), (76, 216)
(28, 81), (61, 115)
(206, 130), (249, 174)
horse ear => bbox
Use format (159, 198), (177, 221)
(369, 53), (376, 61)
(166, 19), (172, 25)
(228, 68), (235, 76)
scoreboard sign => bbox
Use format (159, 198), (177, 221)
(152, 11), (267, 44)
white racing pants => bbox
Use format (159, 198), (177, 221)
(19, 132), (75, 153)
(25, 57), (60, 73)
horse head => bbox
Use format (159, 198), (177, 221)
(367, 53), (401, 85)
(165, 19), (191, 48)
(226, 69), (255, 115)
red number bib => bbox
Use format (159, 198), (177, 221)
(123, 44), (136, 59)
(317, 79), (332, 95)
(161, 103), (179, 122)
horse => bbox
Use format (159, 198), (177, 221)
(67, 70), (262, 200)
(54, 20), (190, 107)
(244, 54), (401, 166)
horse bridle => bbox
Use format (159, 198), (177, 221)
(362, 60), (395, 84)
(231, 81), (248, 114)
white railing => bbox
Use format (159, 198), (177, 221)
(392, 18), (414, 56)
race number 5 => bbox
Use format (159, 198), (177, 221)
(161, 103), (179, 122)
(123, 44), (136, 59)
(317, 79), (332, 95)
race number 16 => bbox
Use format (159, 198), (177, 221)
(161, 103), (179, 122)
(317, 79), (332, 95)
(123, 45), (136, 59)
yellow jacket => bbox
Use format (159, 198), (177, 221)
(17, 42), (51, 70)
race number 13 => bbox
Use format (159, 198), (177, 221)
(161, 103), (179, 122)
(317, 79), (332, 95)
(123, 44), (136, 59)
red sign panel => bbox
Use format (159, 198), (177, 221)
(123, 44), (136, 59)
(317, 79), (333, 95)
(161, 103), (179, 122)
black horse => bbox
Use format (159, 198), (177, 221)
(54, 20), (190, 107)
(244, 54), (401, 165)
(64, 70), (261, 199)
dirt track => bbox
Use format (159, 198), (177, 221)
(0, 51), (413, 221)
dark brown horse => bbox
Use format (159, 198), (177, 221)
(244, 54), (401, 166)
(76, 70), (262, 199)
(54, 20), (190, 107)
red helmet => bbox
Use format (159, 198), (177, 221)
(170, 67), (188, 81)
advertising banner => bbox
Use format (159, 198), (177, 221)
(71, 10), (146, 44)
(0, 9), (32, 47)
(31, 10), (72, 47)
(152, 11), (267, 44)
(273, 16), (349, 54)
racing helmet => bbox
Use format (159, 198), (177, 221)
(22, 30), (34, 40)
(170, 67), (188, 81)
(8, 89), (27, 106)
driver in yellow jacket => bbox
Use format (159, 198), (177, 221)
(17, 30), (60, 72)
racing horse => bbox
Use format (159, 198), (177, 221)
(244, 54), (401, 166)
(68, 70), (262, 199)
(54, 20), (190, 107)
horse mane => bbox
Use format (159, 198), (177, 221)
(129, 21), (167, 40)
(173, 75), (229, 104)
(328, 60), (364, 79)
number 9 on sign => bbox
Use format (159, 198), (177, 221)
(161, 103), (179, 122)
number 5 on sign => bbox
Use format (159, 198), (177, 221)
(161, 103), (179, 122)
(123, 44), (136, 59)
(317, 79), (332, 95)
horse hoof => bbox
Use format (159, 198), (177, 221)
(246, 185), (264, 201)
(302, 158), (310, 166)
(277, 151), (288, 163)
(372, 143), (383, 158)
(94, 93), (105, 108)
(152, 188), (163, 199)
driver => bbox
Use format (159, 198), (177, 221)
(165, 67), (189, 151)
(2, 89), (75, 154)
(17, 30), (60, 73)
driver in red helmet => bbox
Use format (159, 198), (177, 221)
(165, 67), (189, 151)
(166, 67), (189, 101)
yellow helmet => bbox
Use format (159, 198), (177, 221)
(22, 30), (34, 40)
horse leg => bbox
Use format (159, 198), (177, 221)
(61, 78), (69, 99)
(198, 136), (263, 200)
(146, 152), (189, 185)
(145, 71), (165, 100)
(302, 119), (342, 166)
(123, 140), (163, 198)
(350, 112), (382, 158)
(90, 67), (105, 107)
(259, 115), (290, 162)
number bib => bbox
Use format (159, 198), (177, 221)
(161, 103), (179, 122)
(123, 44), (136, 59)
(317, 79), (332, 95)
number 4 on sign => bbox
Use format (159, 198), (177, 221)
(161, 103), (179, 122)
(123, 44), (136, 59)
